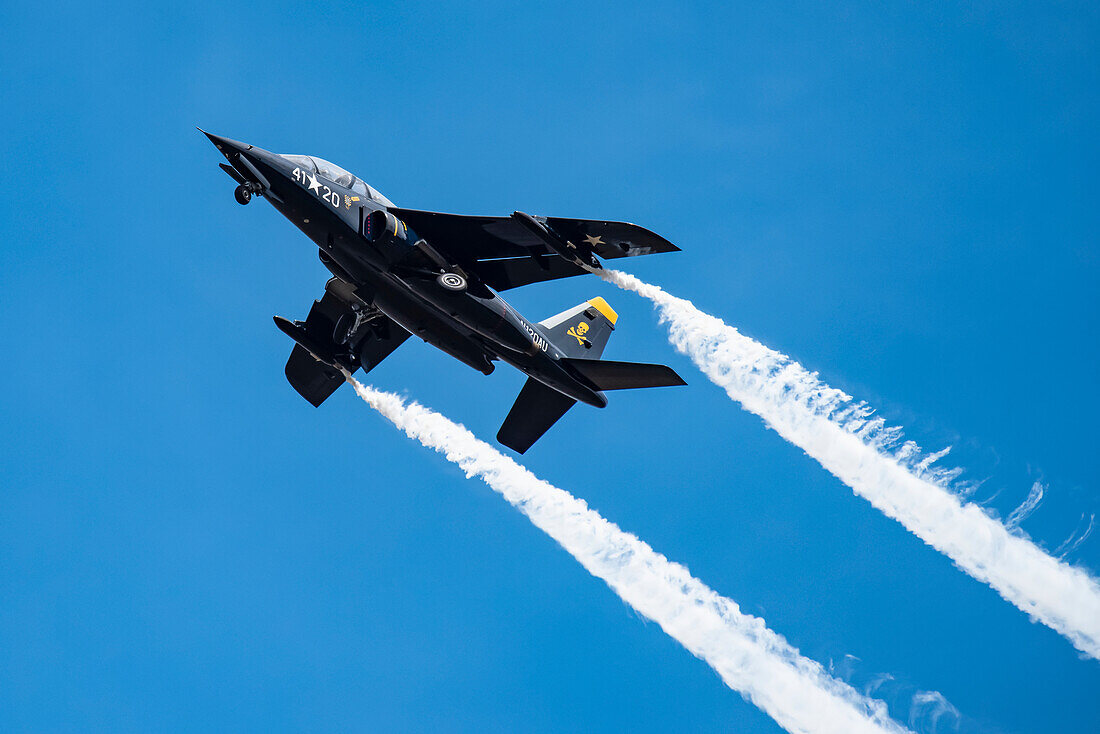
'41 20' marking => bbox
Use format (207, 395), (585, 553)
(291, 167), (341, 209)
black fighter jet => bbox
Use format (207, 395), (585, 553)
(202, 131), (685, 453)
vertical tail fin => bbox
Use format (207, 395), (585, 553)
(538, 297), (618, 359)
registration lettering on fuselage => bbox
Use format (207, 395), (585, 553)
(522, 322), (548, 352)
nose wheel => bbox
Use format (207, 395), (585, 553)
(234, 185), (252, 205)
(437, 272), (467, 291)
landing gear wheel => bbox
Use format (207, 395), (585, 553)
(234, 185), (252, 205)
(437, 272), (467, 291)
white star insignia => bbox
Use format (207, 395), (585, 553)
(307, 173), (322, 193)
(583, 234), (604, 247)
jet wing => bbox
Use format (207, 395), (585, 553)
(388, 208), (679, 291)
(282, 286), (410, 406)
(284, 344), (346, 407)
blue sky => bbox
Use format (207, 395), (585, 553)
(1, 2), (1097, 732)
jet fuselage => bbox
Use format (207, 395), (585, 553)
(206, 134), (607, 408)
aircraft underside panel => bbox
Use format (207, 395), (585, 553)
(471, 254), (587, 292)
(357, 316), (411, 372)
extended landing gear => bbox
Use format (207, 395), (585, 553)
(437, 272), (467, 291)
(234, 184), (252, 205)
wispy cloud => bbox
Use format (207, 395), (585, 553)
(1056, 514), (1096, 559)
(908, 691), (960, 733)
(601, 268), (1100, 660)
(348, 378), (911, 734)
(1005, 481), (1045, 529)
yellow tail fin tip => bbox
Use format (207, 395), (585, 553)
(586, 297), (618, 325)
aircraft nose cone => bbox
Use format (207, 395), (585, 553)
(197, 128), (252, 155)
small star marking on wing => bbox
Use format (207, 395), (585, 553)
(583, 234), (604, 247)
(307, 173), (322, 193)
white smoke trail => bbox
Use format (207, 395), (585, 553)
(347, 378), (910, 734)
(600, 269), (1100, 660)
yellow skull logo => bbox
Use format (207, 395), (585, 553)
(566, 321), (590, 345)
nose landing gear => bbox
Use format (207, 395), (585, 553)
(235, 181), (264, 205)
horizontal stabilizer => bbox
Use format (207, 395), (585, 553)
(497, 378), (577, 454)
(563, 358), (686, 391)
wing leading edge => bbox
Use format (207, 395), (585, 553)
(388, 207), (679, 291)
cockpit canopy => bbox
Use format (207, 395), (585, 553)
(279, 154), (394, 207)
